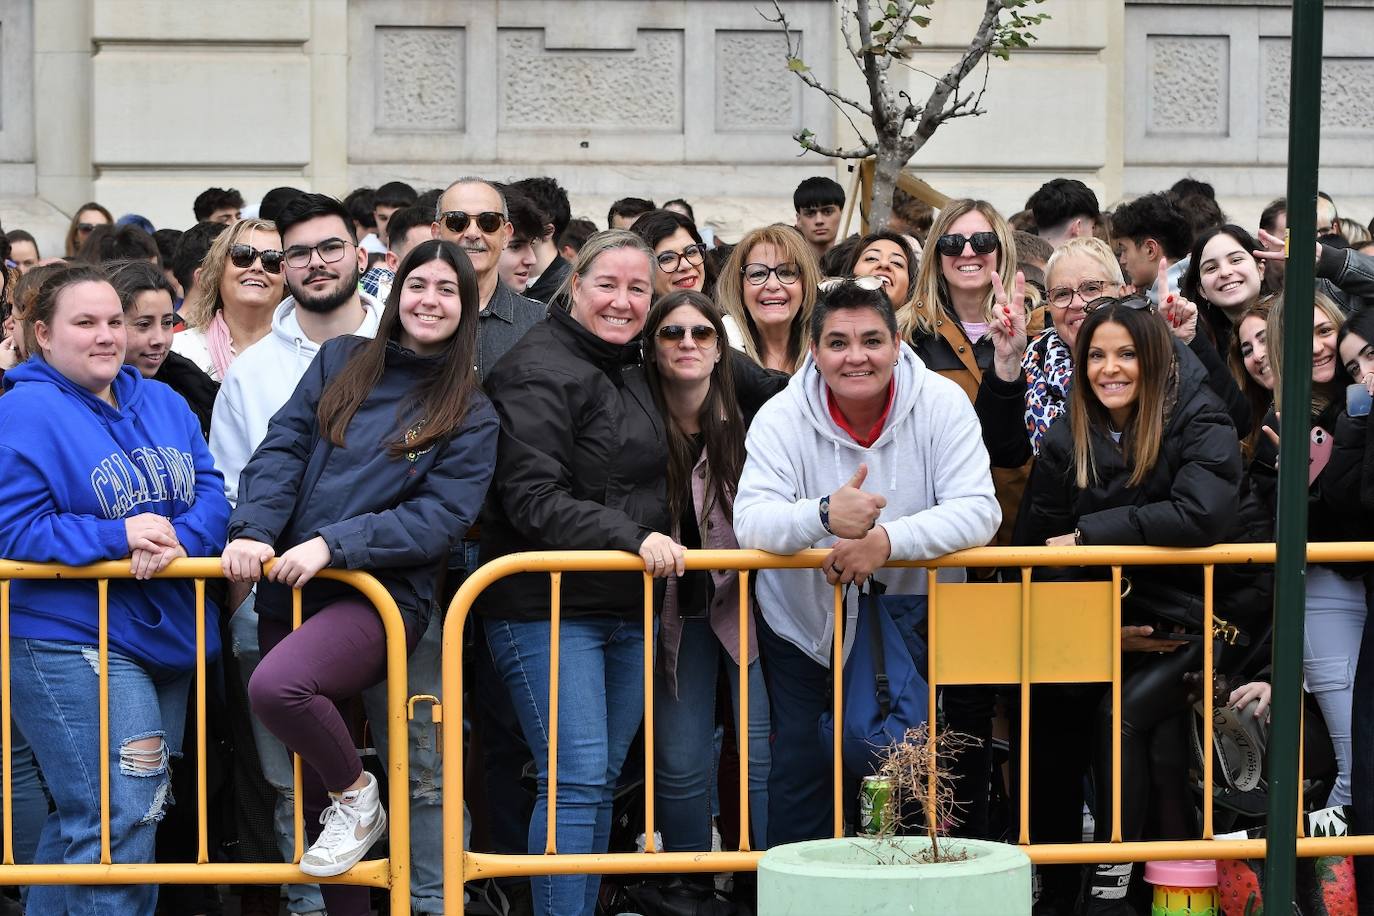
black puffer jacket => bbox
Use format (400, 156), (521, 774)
(477, 307), (670, 620)
(229, 335), (499, 631)
(1017, 340), (1271, 634)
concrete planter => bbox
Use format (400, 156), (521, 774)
(758, 836), (1032, 916)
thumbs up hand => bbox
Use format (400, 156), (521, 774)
(826, 463), (887, 539)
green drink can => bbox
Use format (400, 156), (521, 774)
(859, 776), (892, 835)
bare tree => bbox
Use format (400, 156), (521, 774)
(764, 0), (1049, 228)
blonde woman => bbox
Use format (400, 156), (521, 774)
(716, 224), (821, 373)
(172, 218), (284, 381)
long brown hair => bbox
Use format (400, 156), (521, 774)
(642, 290), (746, 523)
(1227, 298), (1274, 459)
(63, 202), (114, 258)
(316, 239), (480, 457)
(1069, 301), (1175, 489)
(715, 224), (820, 372)
(1265, 290), (1346, 423)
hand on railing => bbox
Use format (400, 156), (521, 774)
(130, 543), (187, 580)
(267, 536), (332, 589)
(222, 537), (277, 583)
(823, 526), (891, 586)
(639, 532), (686, 578)
(125, 512), (179, 554)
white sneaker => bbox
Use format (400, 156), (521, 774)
(299, 772), (388, 877)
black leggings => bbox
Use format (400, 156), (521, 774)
(1093, 642), (1203, 842)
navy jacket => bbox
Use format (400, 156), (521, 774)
(229, 336), (499, 631)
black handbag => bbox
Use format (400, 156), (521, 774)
(1121, 577), (1249, 647)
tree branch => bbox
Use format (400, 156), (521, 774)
(764, 1), (873, 117)
(904, 0), (1004, 144)
(795, 134), (878, 160)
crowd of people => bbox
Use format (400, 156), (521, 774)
(1, 172), (1373, 916)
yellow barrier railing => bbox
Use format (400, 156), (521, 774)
(441, 543), (1374, 912)
(0, 558), (412, 910)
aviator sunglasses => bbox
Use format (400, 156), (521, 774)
(441, 210), (506, 234)
(934, 231), (1000, 257)
(229, 243), (285, 274)
(656, 324), (718, 344)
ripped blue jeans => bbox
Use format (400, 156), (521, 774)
(8, 637), (190, 916)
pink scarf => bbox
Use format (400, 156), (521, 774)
(206, 312), (235, 380)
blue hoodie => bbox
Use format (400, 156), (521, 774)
(0, 359), (230, 673)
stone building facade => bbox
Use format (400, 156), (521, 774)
(3, 0), (1372, 254)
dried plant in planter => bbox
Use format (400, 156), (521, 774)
(858, 723), (981, 865)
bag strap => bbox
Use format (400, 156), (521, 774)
(858, 580), (891, 719)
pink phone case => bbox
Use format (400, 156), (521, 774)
(1310, 426), (1334, 486)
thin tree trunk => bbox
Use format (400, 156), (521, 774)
(867, 147), (905, 230)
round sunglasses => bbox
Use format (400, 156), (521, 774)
(441, 210), (506, 234)
(656, 323), (718, 344)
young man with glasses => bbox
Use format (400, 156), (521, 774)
(793, 176), (846, 260)
(208, 193), (386, 916)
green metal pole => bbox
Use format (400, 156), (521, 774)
(1264, 0), (1324, 908)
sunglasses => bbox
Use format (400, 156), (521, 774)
(441, 210), (506, 234)
(1084, 294), (1154, 314)
(934, 231), (1000, 257)
(229, 243), (285, 274)
(76, 222), (100, 235)
(656, 324), (718, 344)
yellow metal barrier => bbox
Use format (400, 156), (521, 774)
(441, 544), (1374, 912)
(0, 558), (412, 910)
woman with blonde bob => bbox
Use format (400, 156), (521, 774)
(1019, 298), (1267, 913)
(172, 217), (284, 381)
(716, 224), (821, 373)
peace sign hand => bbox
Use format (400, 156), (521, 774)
(989, 270), (1029, 382)
(1154, 257), (1198, 344)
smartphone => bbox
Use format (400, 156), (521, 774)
(1348, 383), (1373, 418)
(1310, 426), (1334, 486)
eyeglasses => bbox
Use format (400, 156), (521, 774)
(1047, 280), (1112, 308)
(656, 324), (718, 345)
(441, 210), (506, 234)
(742, 263), (801, 286)
(934, 232), (1000, 257)
(1084, 294), (1154, 314)
(799, 205), (840, 219)
(76, 223), (100, 235)
(818, 275), (885, 293)
(655, 244), (708, 273)
(283, 238), (353, 269)
(229, 243), (285, 274)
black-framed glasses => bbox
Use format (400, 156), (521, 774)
(934, 231), (1000, 257)
(742, 262), (801, 286)
(1084, 294), (1153, 314)
(283, 238), (353, 269)
(656, 324), (718, 345)
(441, 210), (506, 234)
(229, 243), (285, 274)
(1048, 279), (1112, 308)
(799, 205), (840, 219)
(655, 244), (708, 273)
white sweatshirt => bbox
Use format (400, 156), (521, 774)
(209, 293), (384, 505)
(733, 344), (1000, 666)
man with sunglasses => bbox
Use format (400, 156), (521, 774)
(207, 193), (388, 916)
(432, 177), (545, 379)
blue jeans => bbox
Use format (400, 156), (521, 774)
(2, 721), (45, 868)
(1304, 566), (1366, 806)
(9, 637), (190, 916)
(655, 616), (771, 851)
(485, 615), (646, 916)
(229, 592), (324, 915)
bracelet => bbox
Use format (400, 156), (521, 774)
(819, 495), (834, 535)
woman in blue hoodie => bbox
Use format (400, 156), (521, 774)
(0, 263), (230, 916)
(221, 239), (498, 910)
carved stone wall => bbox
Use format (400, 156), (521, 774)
(0, 0), (34, 195)
(1123, 1), (1374, 221)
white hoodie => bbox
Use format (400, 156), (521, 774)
(209, 293), (384, 505)
(733, 343), (1000, 666)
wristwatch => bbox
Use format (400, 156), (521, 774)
(819, 496), (834, 535)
